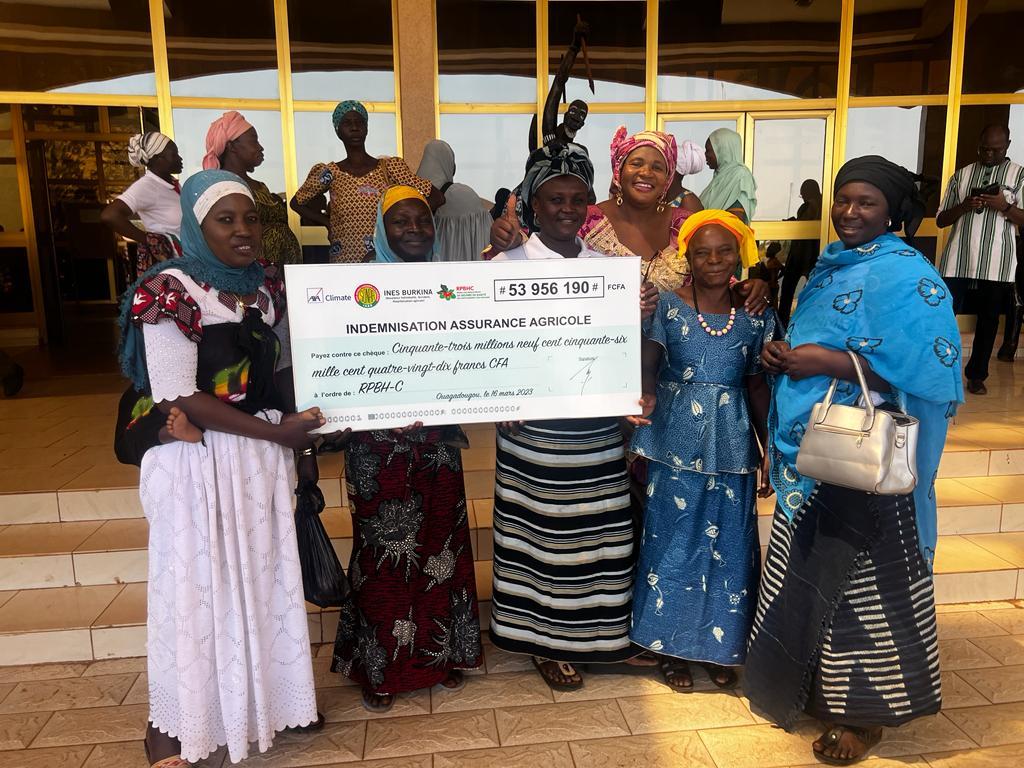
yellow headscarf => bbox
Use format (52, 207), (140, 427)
(381, 185), (428, 215)
(677, 209), (759, 269)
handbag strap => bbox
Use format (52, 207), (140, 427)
(815, 351), (876, 432)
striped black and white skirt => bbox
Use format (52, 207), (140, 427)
(489, 418), (636, 663)
(745, 483), (942, 730)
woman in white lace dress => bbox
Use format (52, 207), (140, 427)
(117, 169), (324, 766)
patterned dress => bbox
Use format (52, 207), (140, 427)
(630, 294), (773, 665)
(332, 427), (482, 694)
(295, 157), (431, 263)
(249, 179), (302, 265)
(578, 204), (691, 290)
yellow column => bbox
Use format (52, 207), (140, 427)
(825, 0), (855, 244)
(644, 0), (658, 131)
(148, 0), (173, 139)
(938, 0), (969, 256)
(394, 0), (438, 169)
(11, 105), (45, 343)
(273, 0), (300, 236)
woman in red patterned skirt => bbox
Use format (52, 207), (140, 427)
(331, 186), (482, 712)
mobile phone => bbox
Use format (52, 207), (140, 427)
(970, 183), (1001, 213)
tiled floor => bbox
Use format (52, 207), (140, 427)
(0, 604), (1020, 766)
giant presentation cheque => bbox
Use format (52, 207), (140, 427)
(285, 257), (641, 431)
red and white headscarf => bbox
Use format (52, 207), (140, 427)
(609, 126), (678, 197)
(202, 111), (253, 170)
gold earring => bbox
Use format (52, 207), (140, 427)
(656, 200), (667, 213)
(615, 194), (623, 206)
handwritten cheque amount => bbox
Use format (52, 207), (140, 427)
(284, 257), (642, 431)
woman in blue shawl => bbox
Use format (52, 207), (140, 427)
(744, 157), (963, 766)
(118, 170), (327, 765)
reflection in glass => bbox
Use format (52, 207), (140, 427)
(0, 138), (24, 234)
(165, 0), (278, 98)
(955, 105), (1024, 173)
(0, 248), (32, 312)
(294, 111), (398, 190)
(438, 0), (536, 103)
(289, 0), (394, 102)
(440, 114), (534, 204)
(964, 1), (1024, 94)
(846, 106), (947, 215)
(22, 105), (102, 134)
(172, 109), (285, 196)
(657, 0), (839, 101)
(751, 119), (825, 221)
(0, 1), (154, 94)
(851, 0), (953, 97)
(661, 118), (737, 199)
(548, 1), (645, 104)
(571, 113), (644, 202)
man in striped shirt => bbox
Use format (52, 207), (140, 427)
(937, 124), (1024, 394)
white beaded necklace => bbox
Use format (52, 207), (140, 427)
(692, 284), (736, 337)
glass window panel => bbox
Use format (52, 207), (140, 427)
(440, 113), (535, 204)
(845, 106), (947, 215)
(100, 141), (141, 199)
(964, 1), (1024, 94)
(548, 1), (645, 104)
(570, 113), (644, 201)
(166, 0), (279, 98)
(661, 118), (738, 198)
(851, 0), (954, 97)
(294, 111), (398, 190)
(289, 0), (395, 102)
(22, 105), (101, 134)
(954, 105), (1024, 175)
(0, 138), (24, 234)
(0, 1), (154, 94)
(438, 0), (536, 103)
(0, 248), (33, 313)
(107, 107), (143, 135)
(657, 0), (840, 101)
(751, 118), (826, 221)
(172, 109), (285, 196)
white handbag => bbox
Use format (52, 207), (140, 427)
(795, 351), (919, 495)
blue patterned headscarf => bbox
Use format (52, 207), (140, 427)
(769, 232), (964, 565)
(332, 100), (368, 132)
(118, 169), (263, 390)
(372, 185), (440, 262)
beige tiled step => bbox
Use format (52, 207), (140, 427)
(0, 504), (496, 590)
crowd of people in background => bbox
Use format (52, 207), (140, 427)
(103, 99), (1024, 767)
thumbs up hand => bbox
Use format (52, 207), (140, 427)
(490, 192), (524, 252)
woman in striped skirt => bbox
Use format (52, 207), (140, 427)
(745, 157), (963, 765)
(489, 142), (656, 690)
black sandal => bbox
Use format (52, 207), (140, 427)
(813, 724), (883, 765)
(699, 662), (739, 690)
(436, 669), (466, 693)
(659, 657), (693, 692)
(361, 689), (395, 714)
(531, 656), (583, 692)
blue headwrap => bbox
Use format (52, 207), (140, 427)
(117, 169), (264, 391)
(373, 186), (440, 263)
(332, 100), (368, 132)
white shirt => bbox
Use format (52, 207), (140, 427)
(492, 233), (600, 260)
(117, 170), (182, 237)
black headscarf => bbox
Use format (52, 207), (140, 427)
(515, 141), (595, 233)
(833, 155), (926, 238)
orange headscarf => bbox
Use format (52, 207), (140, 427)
(677, 209), (759, 268)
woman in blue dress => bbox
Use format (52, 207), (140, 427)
(628, 209), (774, 691)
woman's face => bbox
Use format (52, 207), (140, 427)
(201, 193), (262, 269)
(619, 146), (669, 207)
(705, 138), (718, 171)
(688, 224), (740, 289)
(831, 181), (889, 248)
(148, 141), (183, 177)
(532, 175), (588, 241)
(384, 199), (435, 261)
(227, 127), (264, 172)
(337, 111), (368, 146)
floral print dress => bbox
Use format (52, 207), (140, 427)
(332, 426), (482, 694)
(629, 292), (774, 665)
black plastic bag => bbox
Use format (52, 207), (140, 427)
(294, 482), (350, 608)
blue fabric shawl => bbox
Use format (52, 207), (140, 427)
(372, 194), (440, 263)
(769, 232), (964, 565)
(117, 169), (264, 390)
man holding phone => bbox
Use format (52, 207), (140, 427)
(937, 124), (1024, 394)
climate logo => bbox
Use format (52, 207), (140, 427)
(354, 283), (381, 308)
